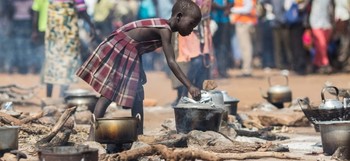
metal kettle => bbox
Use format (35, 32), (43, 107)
(319, 86), (343, 109)
(261, 74), (292, 104)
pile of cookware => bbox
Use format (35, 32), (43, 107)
(299, 86), (350, 156)
(174, 90), (239, 134)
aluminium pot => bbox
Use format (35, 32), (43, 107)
(174, 104), (224, 134)
(37, 145), (98, 161)
(94, 115), (140, 144)
(317, 121), (350, 156)
(0, 126), (19, 156)
(64, 89), (98, 112)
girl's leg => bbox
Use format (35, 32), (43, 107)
(131, 86), (144, 135)
(46, 84), (53, 98)
(88, 96), (111, 141)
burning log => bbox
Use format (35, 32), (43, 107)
(36, 106), (77, 147)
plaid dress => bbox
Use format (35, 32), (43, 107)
(76, 18), (171, 107)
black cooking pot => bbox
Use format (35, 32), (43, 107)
(174, 104), (224, 134)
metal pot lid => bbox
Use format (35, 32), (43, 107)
(268, 85), (291, 93)
(221, 91), (240, 103)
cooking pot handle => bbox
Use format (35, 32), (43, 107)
(91, 114), (97, 129)
(135, 113), (142, 127)
(268, 74), (289, 87)
(321, 86), (339, 102)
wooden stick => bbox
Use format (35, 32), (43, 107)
(0, 111), (22, 125)
(19, 111), (43, 125)
(218, 152), (300, 160)
(36, 106), (77, 145)
(116, 144), (300, 161)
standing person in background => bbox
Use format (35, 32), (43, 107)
(230, 0), (258, 77)
(333, 0), (350, 71)
(0, 0), (14, 73)
(267, 0), (293, 71)
(171, 0), (214, 106)
(42, 0), (96, 98)
(31, 0), (48, 75)
(287, 0), (310, 75)
(93, 0), (115, 43)
(10, 0), (34, 74)
(211, 0), (234, 78)
(309, 0), (334, 74)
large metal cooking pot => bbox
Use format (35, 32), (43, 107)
(174, 104), (224, 134)
(319, 86), (343, 110)
(93, 114), (140, 144)
(0, 126), (19, 156)
(64, 89), (98, 112)
(37, 145), (98, 161)
(261, 75), (292, 106)
(317, 121), (350, 156)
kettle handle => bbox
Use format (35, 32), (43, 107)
(321, 86), (339, 103)
(268, 74), (289, 87)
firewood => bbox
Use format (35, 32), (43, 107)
(153, 144), (222, 161)
(36, 106), (77, 146)
(19, 111), (43, 124)
(116, 144), (221, 161)
(48, 129), (72, 146)
(0, 111), (22, 125)
(204, 144), (260, 153)
(217, 152), (300, 160)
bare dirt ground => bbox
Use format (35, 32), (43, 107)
(1, 68), (350, 160)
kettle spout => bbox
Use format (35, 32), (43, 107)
(259, 87), (268, 99)
(297, 97), (311, 109)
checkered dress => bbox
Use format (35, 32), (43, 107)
(76, 18), (171, 107)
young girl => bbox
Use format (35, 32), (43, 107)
(76, 0), (202, 139)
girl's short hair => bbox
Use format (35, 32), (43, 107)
(171, 0), (201, 20)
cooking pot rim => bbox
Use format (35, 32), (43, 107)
(0, 126), (20, 129)
(96, 117), (138, 121)
(316, 120), (350, 125)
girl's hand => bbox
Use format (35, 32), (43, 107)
(188, 86), (201, 101)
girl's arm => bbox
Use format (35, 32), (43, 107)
(159, 28), (201, 100)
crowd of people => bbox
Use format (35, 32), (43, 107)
(0, 0), (349, 77)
